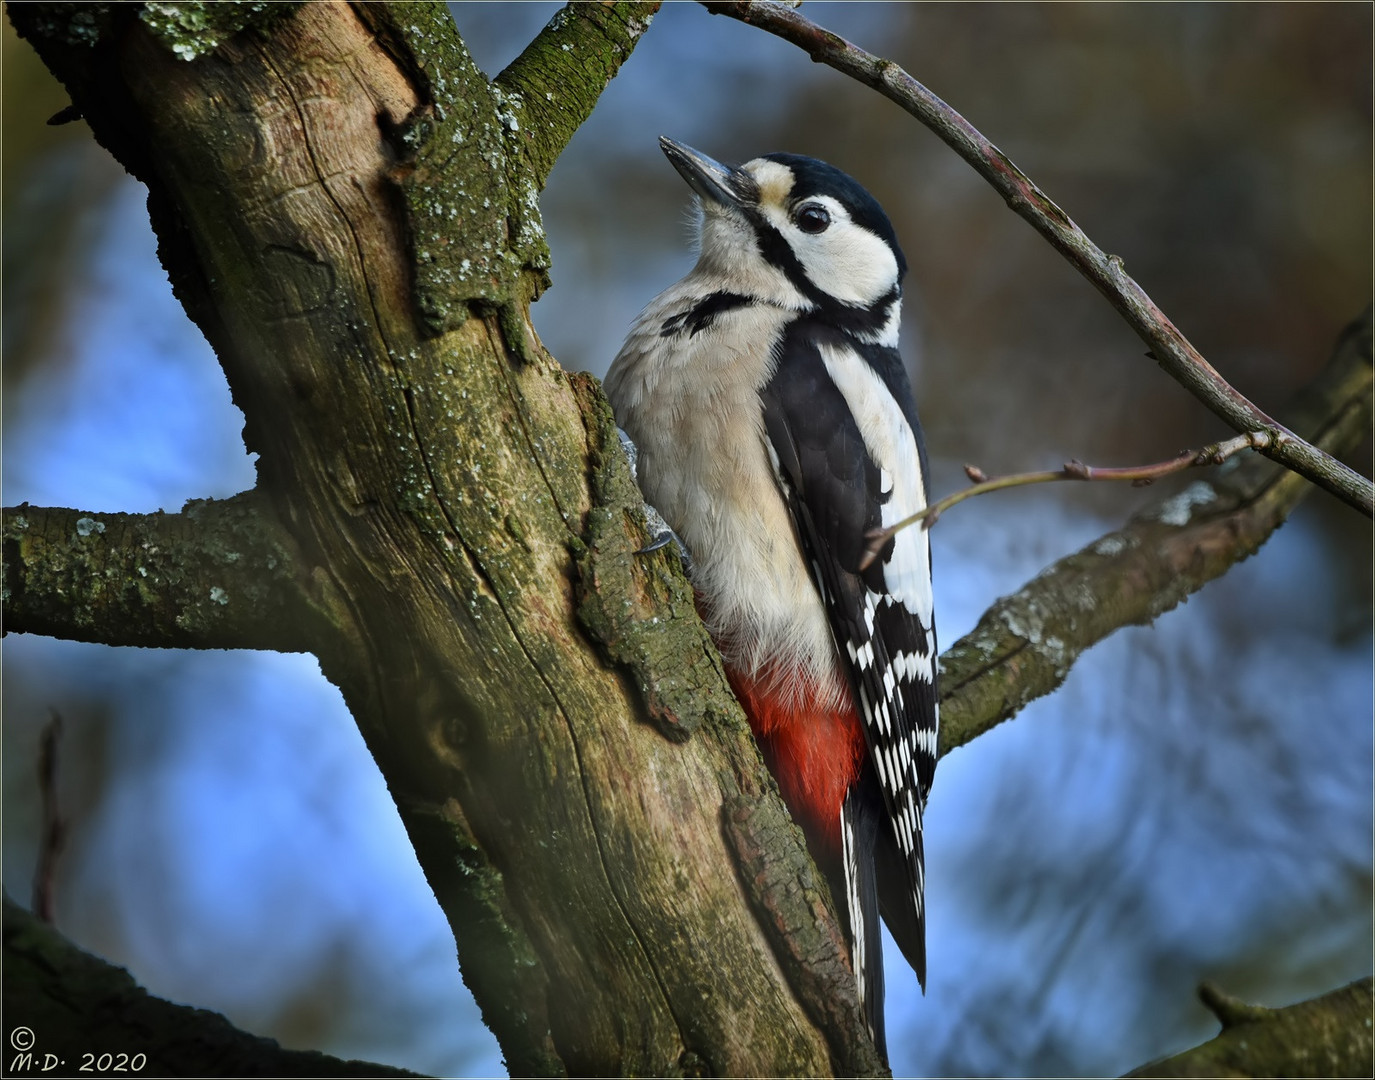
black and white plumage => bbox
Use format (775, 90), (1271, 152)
(604, 137), (937, 1059)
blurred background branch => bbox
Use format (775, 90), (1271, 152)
(31, 712), (66, 924)
(704, 0), (1374, 517)
(3, 895), (419, 1078)
(1127, 977), (1373, 1078)
(939, 306), (1371, 754)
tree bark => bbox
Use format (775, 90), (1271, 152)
(2, 492), (313, 651)
(3, 2), (1369, 1077)
(5, 2), (875, 1075)
(3, 895), (419, 1078)
(1126, 978), (1373, 1078)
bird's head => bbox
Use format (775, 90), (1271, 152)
(660, 136), (905, 335)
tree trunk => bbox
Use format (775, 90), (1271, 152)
(4, 3), (1369, 1077)
(4, 2), (877, 1075)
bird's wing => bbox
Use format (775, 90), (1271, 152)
(759, 321), (937, 990)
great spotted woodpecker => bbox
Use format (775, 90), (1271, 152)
(604, 138), (937, 1059)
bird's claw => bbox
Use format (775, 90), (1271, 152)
(619, 427), (693, 573)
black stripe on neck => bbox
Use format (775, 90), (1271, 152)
(744, 208), (899, 338)
(660, 291), (753, 337)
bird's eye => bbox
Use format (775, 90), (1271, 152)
(796, 203), (831, 234)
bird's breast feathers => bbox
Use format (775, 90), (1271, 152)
(607, 290), (848, 707)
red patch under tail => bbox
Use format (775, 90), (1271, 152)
(724, 662), (865, 855)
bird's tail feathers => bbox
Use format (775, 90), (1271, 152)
(842, 786), (888, 1061)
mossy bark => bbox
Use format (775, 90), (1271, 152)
(5, 2), (872, 1075)
(3, 2), (1370, 1077)
(1, 493), (312, 651)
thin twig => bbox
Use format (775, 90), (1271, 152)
(936, 312), (1370, 756)
(701, 1), (1372, 519)
(859, 432), (1272, 571)
(33, 710), (67, 924)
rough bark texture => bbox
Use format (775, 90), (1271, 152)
(1127, 978), (1374, 1078)
(2, 492), (312, 651)
(3, 2), (1369, 1077)
(4, 2), (874, 1075)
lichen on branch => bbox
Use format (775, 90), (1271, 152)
(937, 309), (1372, 756)
(139, 1), (297, 60)
(497, 2), (663, 192)
(2, 493), (316, 653)
(359, 1), (660, 340)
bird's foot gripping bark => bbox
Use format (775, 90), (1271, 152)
(618, 427), (693, 573)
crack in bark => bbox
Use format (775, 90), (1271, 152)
(483, 313), (577, 529)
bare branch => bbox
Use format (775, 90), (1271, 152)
(701, 1), (1373, 519)
(496, 2), (663, 192)
(2, 896), (421, 1078)
(6, 6), (866, 1069)
(2, 491), (318, 653)
(938, 309), (1371, 756)
(1125, 978), (1373, 1078)
(862, 431), (1277, 571)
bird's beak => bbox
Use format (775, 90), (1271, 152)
(659, 136), (759, 209)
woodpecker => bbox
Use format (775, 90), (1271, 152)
(605, 138), (937, 1058)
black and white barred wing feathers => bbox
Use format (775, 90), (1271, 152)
(758, 323), (938, 987)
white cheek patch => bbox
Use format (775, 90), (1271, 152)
(754, 192), (899, 308)
(791, 197), (899, 306)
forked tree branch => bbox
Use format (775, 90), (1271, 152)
(938, 309), (1371, 755)
(5, 4), (862, 1071)
(702, 0), (1373, 518)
